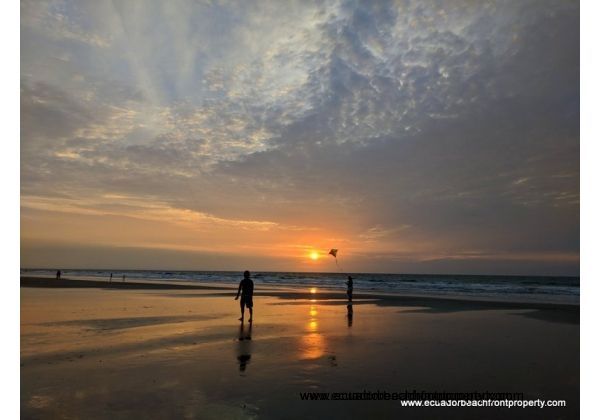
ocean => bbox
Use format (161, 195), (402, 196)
(21, 268), (579, 304)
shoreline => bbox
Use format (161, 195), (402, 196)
(21, 274), (579, 305)
(20, 276), (230, 290)
(21, 275), (580, 306)
(21, 276), (579, 324)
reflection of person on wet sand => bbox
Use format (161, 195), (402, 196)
(347, 304), (353, 327)
(235, 270), (254, 323)
(346, 276), (353, 326)
(237, 322), (252, 372)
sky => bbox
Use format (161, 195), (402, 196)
(20, 0), (579, 275)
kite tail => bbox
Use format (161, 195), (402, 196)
(335, 257), (345, 273)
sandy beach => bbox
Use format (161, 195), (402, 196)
(21, 277), (579, 419)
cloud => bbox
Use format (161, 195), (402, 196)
(21, 0), (579, 274)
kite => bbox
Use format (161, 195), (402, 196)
(329, 249), (340, 269)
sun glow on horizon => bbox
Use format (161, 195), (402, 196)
(309, 251), (319, 261)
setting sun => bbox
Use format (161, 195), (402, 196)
(309, 251), (319, 261)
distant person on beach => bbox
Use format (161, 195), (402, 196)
(56, 270), (61, 280)
(346, 276), (353, 302)
(109, 273), (113, 282)
(235, 271), (254, 323)
(122, 275), (126, 282)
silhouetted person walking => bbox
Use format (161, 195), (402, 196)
(56, 270), (61, 280)
(109, 273), (113, 283)
(235, 270), (254, 323)
(122, 274), (126, 282)
(346, 276), (353, 302)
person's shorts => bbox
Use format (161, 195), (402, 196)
(241, 295), (253, 308)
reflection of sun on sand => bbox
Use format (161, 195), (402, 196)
(300, 304), (325, 360)
(300, 332), (325, 360)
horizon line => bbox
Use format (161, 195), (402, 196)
(20, 267), (580, 279)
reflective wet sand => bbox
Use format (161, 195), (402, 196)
(21, 285), (578, 419)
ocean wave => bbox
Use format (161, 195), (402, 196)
(21, 269), (579, 303)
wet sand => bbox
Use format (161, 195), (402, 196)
(21, 277), (579, 419)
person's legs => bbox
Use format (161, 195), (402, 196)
(239, 301), (245, 321)
(248, 307), (253, 322)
